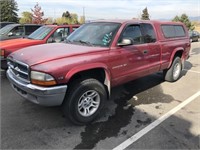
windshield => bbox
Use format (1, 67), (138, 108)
(27, 26), (54, 40)
(67, 22), (120, 47)
(0, 24), (15, 35)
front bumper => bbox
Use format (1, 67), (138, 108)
(6, 69), (67, 106)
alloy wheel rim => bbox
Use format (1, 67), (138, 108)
(78, 90), (100, 117)
(173, 63), (181, 80)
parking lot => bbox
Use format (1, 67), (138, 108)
(1, 42), (200, 149)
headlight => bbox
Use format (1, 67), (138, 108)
(31, 71), (57, 86)
(0, 49), (5, 58)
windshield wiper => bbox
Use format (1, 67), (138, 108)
(73, 40), (94, 46)
(27, 37), (33, 39)
(65, 39), (73, 44)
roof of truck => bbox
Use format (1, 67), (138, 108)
(90, 19), (184, 25)
(44, 24), (80, 28)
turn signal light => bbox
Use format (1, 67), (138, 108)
(0, 49), (5, 57)
(31, 79), (57, 86)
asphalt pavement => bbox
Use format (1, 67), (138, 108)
(1, 42), (200, 149)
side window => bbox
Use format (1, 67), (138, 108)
(10, 26), (24, 36)
(63, 27), (69, 38)
(193, 31), (197, 35)
(161, 25), (175, 38)
(161, 25), (186, 38)
(119, 25), (144, 44)
(142, 23), (156, 43)
(174, 25), (185, 37)
(54, 28), (64, 42)
(49, 28), (66, 43)
(25, 26), (40, 35)
(25, 26), (32, 35)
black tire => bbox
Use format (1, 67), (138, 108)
(62, 78), (107, 125)
(163, 57), (182, 82)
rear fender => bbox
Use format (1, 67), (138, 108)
(167, 48), (184, 69)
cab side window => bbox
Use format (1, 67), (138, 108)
(53, 28), (64, 43)
(119, 25), (144, 44)
(10, 26), (24, 36)
(48, 28), (69, 43)
(25, 26), (40, 35)
(141, 23), (156, 43)
(62, 28), (70, 38)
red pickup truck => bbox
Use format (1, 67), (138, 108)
(6, 20), (190, 125)
(0, 24), (80, 69)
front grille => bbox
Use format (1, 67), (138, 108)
(7, 58), (30, 82)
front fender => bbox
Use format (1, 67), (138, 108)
(65, 63), (111, 95)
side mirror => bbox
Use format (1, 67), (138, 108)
(8, 32), (13, 36)
(117, 38), (133, 46)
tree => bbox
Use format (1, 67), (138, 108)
(141, 7), (150, 20)
(172, 13), (195, 30)
(62, 11), (71, 19)
(172, 15), (180, 22)
(19, 11), (32, 24)
(61, 11), (79, 24)
(79, 16), (85, 24)
(31, 3), (47, 24)
(0, 0), (19, 22)
(70, 13), (79, 24)
(55, 17), (71, 25)
(45, 17), (54, 24)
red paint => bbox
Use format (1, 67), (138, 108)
(0, 24), (80, 57)
(8, 20), (190, 87)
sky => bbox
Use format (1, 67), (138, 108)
(16, 0), (200, 20)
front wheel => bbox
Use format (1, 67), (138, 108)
(163, 57), (182, 82)
(62, 78), (107, 125)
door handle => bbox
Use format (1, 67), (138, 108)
(143, 50), (148, 54)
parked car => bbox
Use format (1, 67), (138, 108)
(6, 20), (190, 125)
(189, 30), (199, 42)
(0, 24), (42, 41)
(0, 22), (15, 29)
(0, 24), (80, 69)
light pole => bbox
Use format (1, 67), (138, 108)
(83, 7), (85, 23)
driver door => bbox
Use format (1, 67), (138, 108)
(110, 24), (150, 85)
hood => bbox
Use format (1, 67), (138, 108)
(0, 35), (23, 41)
(0, 38), (41, 49)
(9, 43), (109, 66)
(0, 35), (10, 41)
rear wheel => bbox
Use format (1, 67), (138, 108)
(164, 57), (182, 82)
(62, 78), (107, 125)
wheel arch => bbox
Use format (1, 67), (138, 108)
(167, 48), (184, 69)
(65, 63), (111, 96)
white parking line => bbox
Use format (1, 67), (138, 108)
(183, 69), (200, 74)
(113, 91), (200, 150)
(190, 52), (200, 55)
